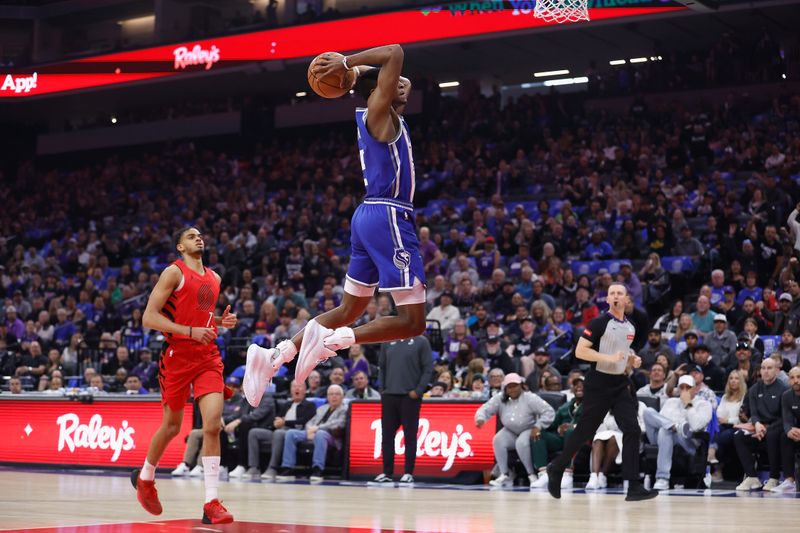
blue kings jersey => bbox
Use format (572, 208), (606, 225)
(347, 107), (425, 291)
(355, 107), (416, 204)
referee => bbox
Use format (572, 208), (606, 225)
(547, 284), (657, 501)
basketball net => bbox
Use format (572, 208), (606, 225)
(534, 0), (590, 24)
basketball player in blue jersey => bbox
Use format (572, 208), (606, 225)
(244, 44), (428, 407)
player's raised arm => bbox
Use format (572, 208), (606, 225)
(313, 44), (405, 140)
(347, 44), (404, 118)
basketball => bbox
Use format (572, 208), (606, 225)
(307, 52), (353, 99)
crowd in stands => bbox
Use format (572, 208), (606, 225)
(2, 52), (800, 486)
(586, 29), (789, 96)
(62, 98), (242, 133)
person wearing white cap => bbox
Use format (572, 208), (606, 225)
(703, 314), (738, 367)
(474, 373), (555, 489)
(643, 375), (712, 490)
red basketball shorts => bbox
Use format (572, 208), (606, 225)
(158, 343), (224, 411)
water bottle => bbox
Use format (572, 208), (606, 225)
(644, 474), (652, 490)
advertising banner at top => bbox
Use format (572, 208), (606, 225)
(0, 3), (686, 99)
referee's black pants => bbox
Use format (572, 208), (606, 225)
(551, 370), (642, 482)
(381, 393), (422, 476)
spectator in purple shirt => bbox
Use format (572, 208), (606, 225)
(124, 375), (149, 395)
(316, 283), (341, 312)
(709, 269), (726, 307)
(344, 343), (370, 385)
(53, 308), (77, 345)
(584, 230), (614, 260)
(618, 261), (643, 304)
(444, 319), (478, 359)
(4, 306), (25, 340)
(508, 242), (537, 279)
(76, 290), (94, 318)
(131, 347), (158, 390)
(418, 226), (443, 280)
(735, 271), (763, 306)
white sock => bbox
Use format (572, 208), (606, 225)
(202, 456), (220, 503)
(141, 459), (157, 481)
(277, 339), (298, 363)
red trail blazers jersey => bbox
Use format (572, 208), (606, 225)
(159, 259), (220, 351)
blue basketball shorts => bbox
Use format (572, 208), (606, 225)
(346, 200), (426, 292)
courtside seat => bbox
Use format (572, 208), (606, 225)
(642, 431), (710, 488)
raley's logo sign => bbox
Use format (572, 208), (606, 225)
(1, 72), (38, 93)
(57, 413), (136, 462)
(369, 418), (472, 472)
(0, 399), (191, 467)
(173, 44), (221, 71)
(348, 401), (495, 477)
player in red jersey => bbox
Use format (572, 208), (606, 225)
(132, 227), (237, 525)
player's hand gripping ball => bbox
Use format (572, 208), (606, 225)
(308, 52), (356, 98)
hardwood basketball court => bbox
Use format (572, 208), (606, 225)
(0, 468), (796, 532)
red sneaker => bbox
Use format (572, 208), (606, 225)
(202, 499), (234, 524)
(130, 469), (163, 515)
